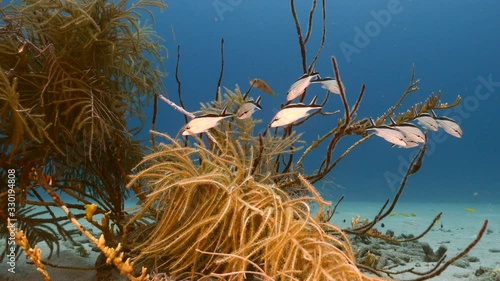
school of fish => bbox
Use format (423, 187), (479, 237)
(180, 72), (462, 149)
(367, 110), (462, 148)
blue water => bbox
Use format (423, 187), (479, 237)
(141, 0), (500, 203)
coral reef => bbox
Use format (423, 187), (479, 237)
(0, 0), (489, 280)
(126, 129), (387, 280)
(127, 85), (487, 280)
(0, 0), (165, 261)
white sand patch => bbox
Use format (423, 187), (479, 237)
(329, 201), (500, 280)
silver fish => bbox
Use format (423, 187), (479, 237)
(311, 77), (342, 95)
(392, 140), (420, 149)
(182, 105), (232, 136)
(286, 72), (319, 101)
(367, 126), (408, 147)
(270, 96), (322, 127)
(435, 116), (462, 138)
(390, 118), (426, 143)
(237, 96), (262, 119)
(413, 113), (438, 131)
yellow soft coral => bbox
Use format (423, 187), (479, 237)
(8, 218), (51, 281)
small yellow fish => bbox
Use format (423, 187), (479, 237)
(411, 213), (417, 217)
(400, 212), (409, 217)
(389, 213), (397, 217)
(464, 208), (477, 213)
(250, 78), (275, 96)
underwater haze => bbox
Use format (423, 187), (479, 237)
(148, 0), (499, 204)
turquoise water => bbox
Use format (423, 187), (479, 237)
(146, 0), (500, 204)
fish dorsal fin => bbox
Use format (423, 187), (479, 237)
(369, 118), (377, 127)
(318, 77), (334, 82)
(255, 95), (262, 106)
(282, 102), (304, 109)
(389, 117), (397, 125)
(430, 110), (438, 118)
(220, 104), (229, 116)
(296, 73), (310, 81)
(437, 115), (457, 123)
(297, 72), (319, 81)
(253, 95), (262, 110)
(310, 95), (318, 106)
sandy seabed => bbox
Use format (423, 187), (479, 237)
(1, 202), (499, 281)
(332, 202), (500, 281)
